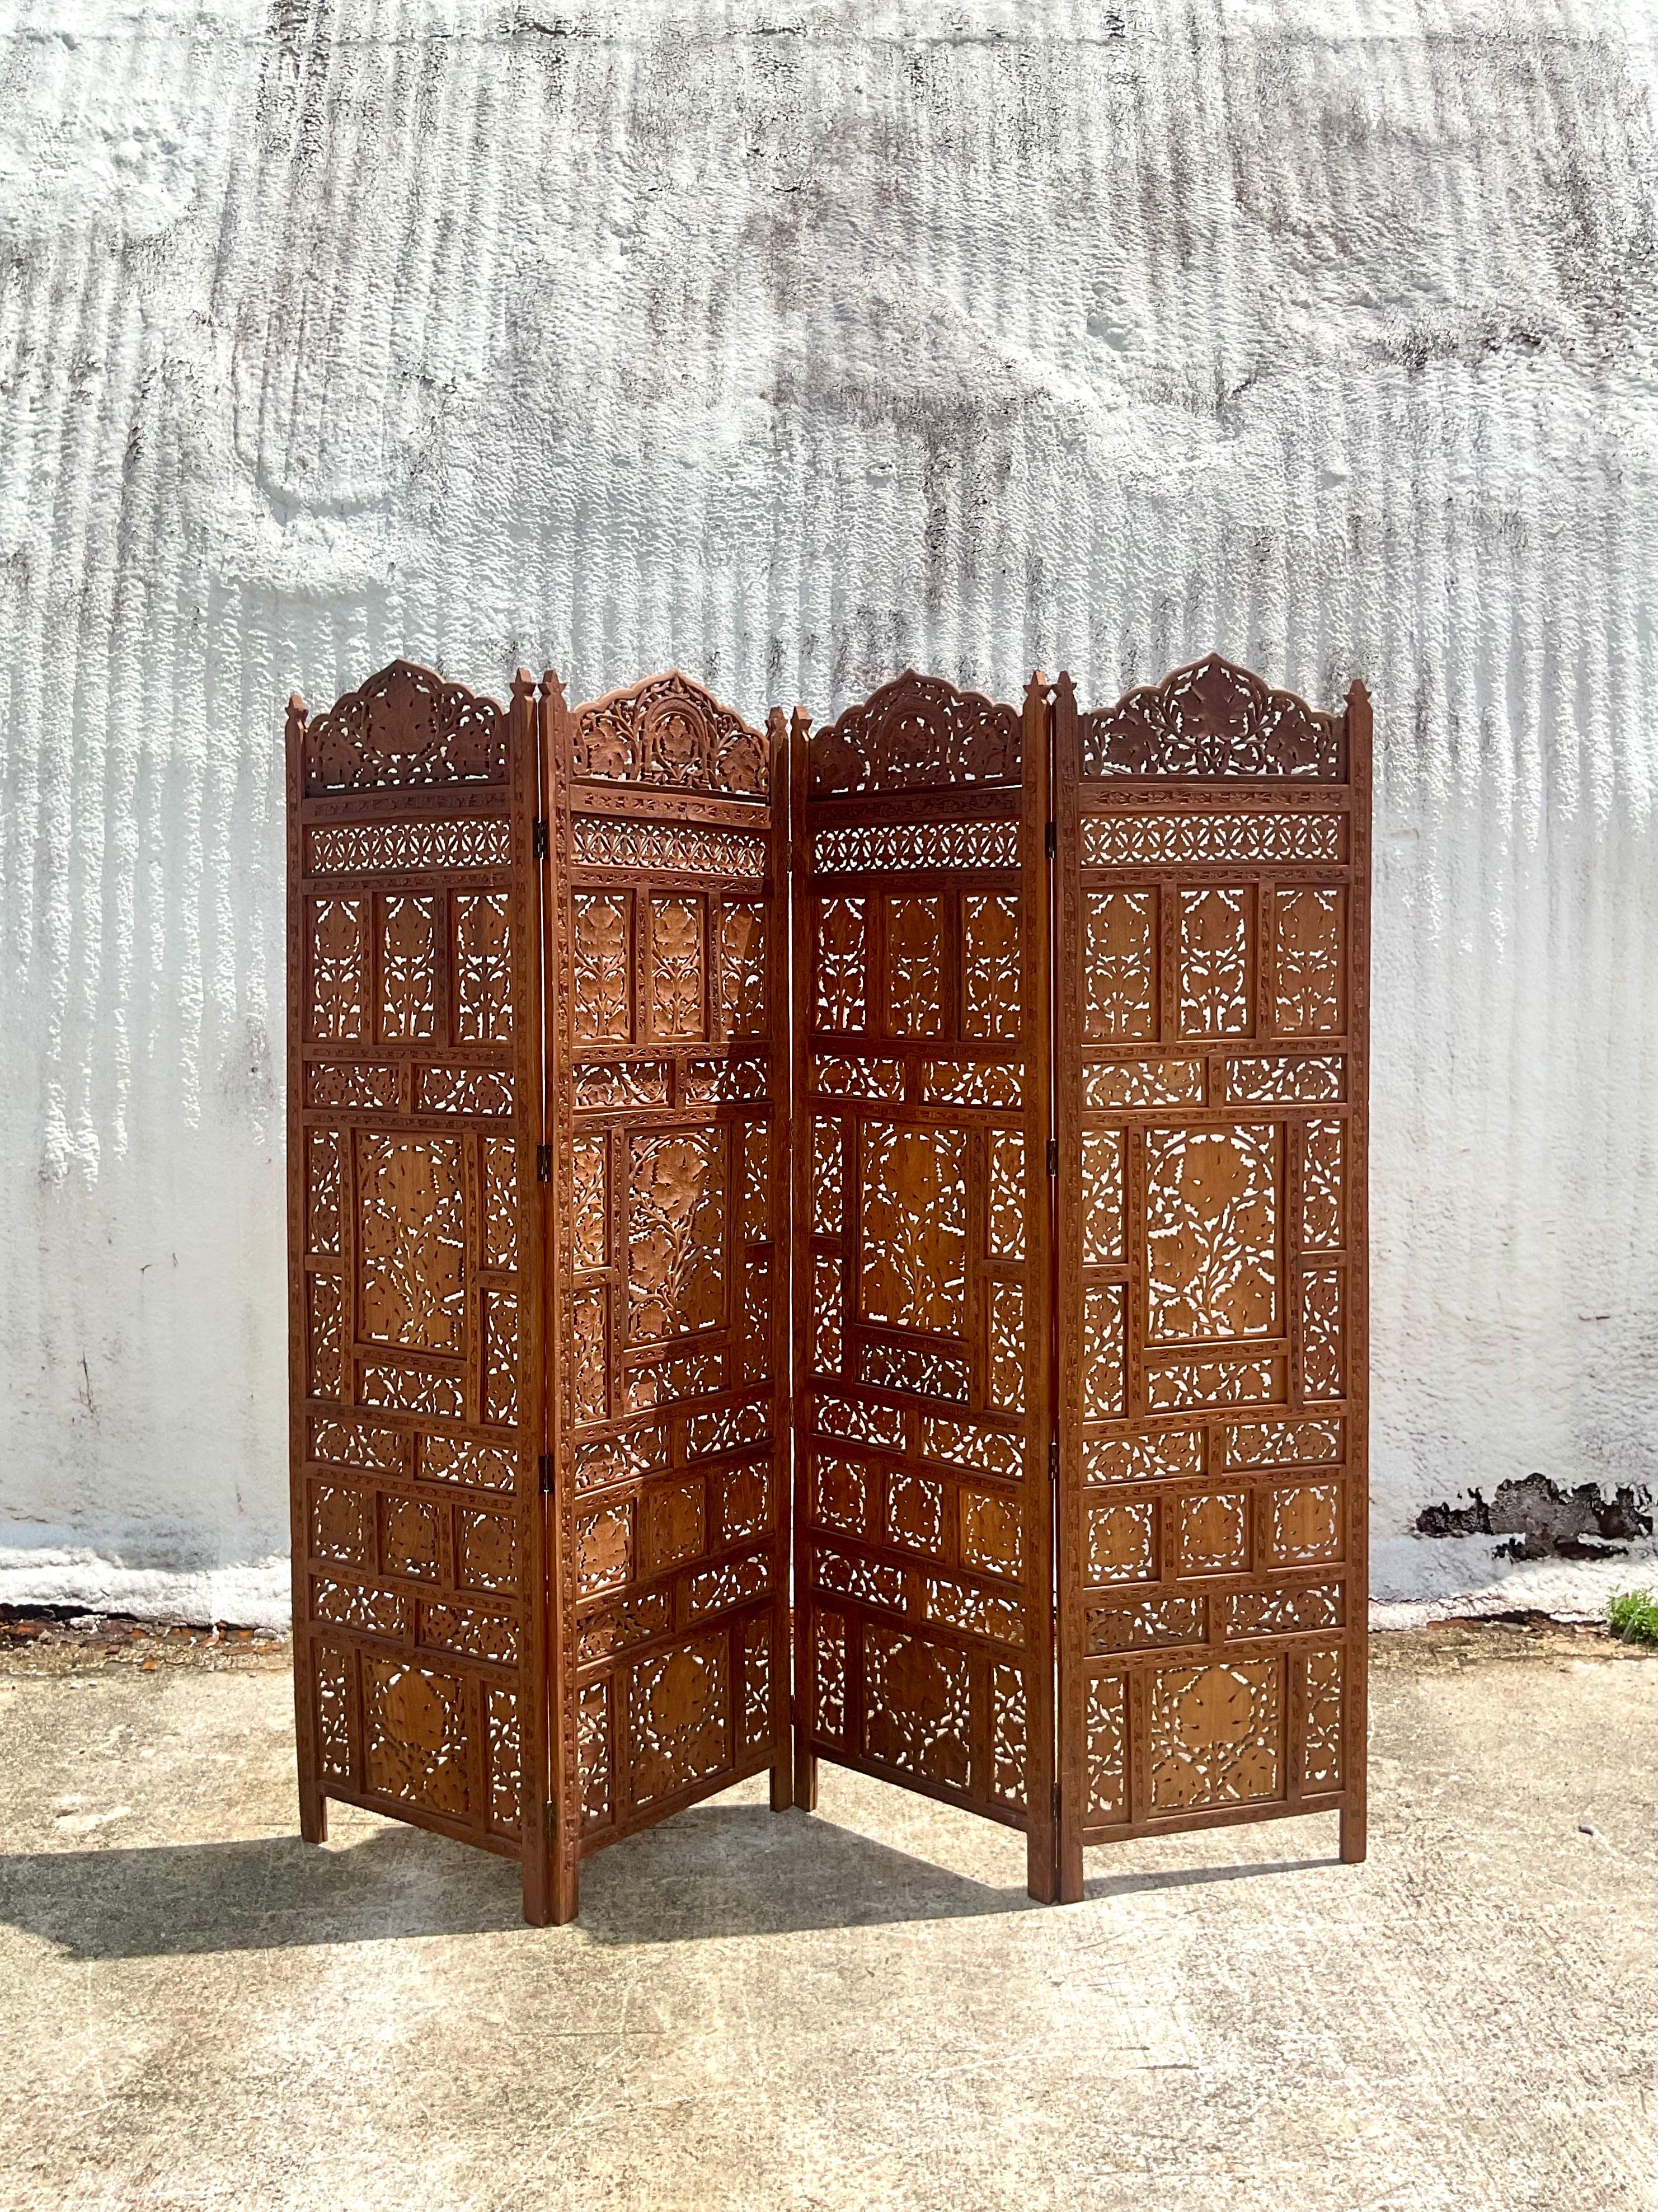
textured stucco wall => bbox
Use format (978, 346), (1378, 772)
(2, 0), (1655, 1621)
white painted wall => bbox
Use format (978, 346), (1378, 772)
(2, 0), (1655, 1623)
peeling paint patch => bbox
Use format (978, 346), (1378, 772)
(1416, 1476), (1654, 1562)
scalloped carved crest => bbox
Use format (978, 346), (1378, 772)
(572, 672), (769, 798)
(809, 672), (1021, 797)
(1079, 655), (1343, 780)
(303, 661), (508, 796)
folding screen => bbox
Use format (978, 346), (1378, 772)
(285, 652), (1369, 1925)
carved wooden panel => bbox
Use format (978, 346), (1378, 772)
(1053, 655), (1370, 1898)
(792, 672), (1057, 1899)
(285, 660), (548, 1916)
(546, 672), (791, 1912)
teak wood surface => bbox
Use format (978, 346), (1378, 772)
(284, 653), (1371, 1924)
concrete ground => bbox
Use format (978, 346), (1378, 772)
(0, 1620), (1650, 2212)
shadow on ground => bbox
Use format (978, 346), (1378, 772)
(0, 1803), (1333, 1959)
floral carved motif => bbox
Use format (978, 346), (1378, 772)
(1148, 1660), (1283, 1812)
(304, 661), (507, 795)
(1080, 655), (1342, 779)
(572, 673), (768, 797)
(809, 672), (1021, 796)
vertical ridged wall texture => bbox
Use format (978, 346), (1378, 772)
(1, 0), (1654, 1618)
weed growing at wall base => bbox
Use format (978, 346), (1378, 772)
(1605, 1588), (1658, 1646)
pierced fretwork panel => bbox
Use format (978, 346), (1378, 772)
(551, 674), (790, 1881)
(1055, 657), (1368, 1877)
(287, 661), (540, 1877)
(795, 673), (1054, 1871)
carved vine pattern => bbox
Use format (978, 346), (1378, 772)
(1079, 654), (1342, 779)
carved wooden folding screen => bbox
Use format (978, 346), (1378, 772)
(287, 650), (1368, 1926)
(543, 674), (792, 1922)
(285, 662), (549, 1923)
(1051, 658), (1370, 1903)
(791, 674), (1058, 1900)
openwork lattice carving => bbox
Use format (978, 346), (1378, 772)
(1303, 1648), (1346, 1788)
(1144, 1126), (1278, 1342)
(574, 817), (766, 878)
(814, 898), (867, 1032)
(808, 672), (1021, 795)
(814, 821), (1020, 872)
(1178, 887), (1254, 1037)
(304, 660), (508, 795)
(358, 1137), (466, 1352)
(1085, 1675), (1126, 1820)
(859, 1124), (967, 1332)
(1084, 890), (1157, 1042)
(1148, 1660), (1283, 1812)
(1275, 888), (1346, 1034)
(572, 672), (768, 797)
(1079, 654), (1343, 780)
(863, 1628), (973, 1787)
(363, 1659), (471, 1818)
(1082, 810), (1344, 866)
(309, 817), (512, 874)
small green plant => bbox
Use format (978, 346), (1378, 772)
(1606, 1587), (1658, 1646)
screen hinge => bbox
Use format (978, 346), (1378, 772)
(1044, 819), (1056, 859)
(1046, 1138), (1059, 1177)
(1052, 1781), (1062, 1827)
(538, 1451), (553, 1495)
(536, 1144), (552, 1183)
(1048, 1438), (1059, 1482)
(532, 818), (549, 861)
(544, 1801), (557, 1839)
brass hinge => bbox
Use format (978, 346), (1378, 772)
(1049, 1438), (1059, 1481)
(1052, 1781), (1062, 1826)
(536, 1144), (552, 1183)
(1046, 1138), (1059, 1177)
(532, 818), (549, 861)
(1044, 820), (1056, 859)
(538, 1452), (553, 1495)
(544, 1801), (557, 1839)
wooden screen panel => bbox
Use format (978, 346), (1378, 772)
(544, 673), (792, 1921)
(1053, 654), (1370, 1900)
(285, 659), (550, 1922)
(792, 673), (1057, 1900)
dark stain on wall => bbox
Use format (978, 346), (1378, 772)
(1417, 1474), (1652, 1562)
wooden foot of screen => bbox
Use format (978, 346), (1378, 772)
(298, 1784), (328, 1846)
(1340, 1803), (1368, 1864)
(1056, 1835), (1084, 1905)
(1026, 1825), (1060, 1905)
(769, 1754), (793, 1813)
(793, 1744), (818, 1812)
(521, 1848), (553, 1927)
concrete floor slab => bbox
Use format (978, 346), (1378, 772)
(0, 1621), (1650, 2212)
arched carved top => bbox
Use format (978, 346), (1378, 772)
(1078, 655), (1344, 780)
(807, 671), (1022, 796)
(571, 671), (769, 799)
(302, 660), (508, 796)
